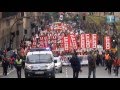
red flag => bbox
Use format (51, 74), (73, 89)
(39, 36), (45, 48)
(80, 34), (86, 48)
(91, 34), (98, 48)
(32, 37), (37, 48)
(63, 36), (70, 51)
(69, 34), (78, 50)
(104, 36), (111, 50)
(44, 36), (48, 48)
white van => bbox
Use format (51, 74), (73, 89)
(24, 48), (56, 78)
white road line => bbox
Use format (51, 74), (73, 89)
(7, 69), (15, 75)
(66, 67), (68, 78)
(0, 68), (15, 76)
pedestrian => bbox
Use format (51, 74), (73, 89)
(2, 54), (9, 76)
(96, 52), (101, 66)
(69, 51), (82, 78)
(101, 51), (105, 66)
(105, 51), (110, 70)
(14, 56), (22, 78)
(22, 55), (26, 69)
(88, 51), (96, 78)
(10, 56), (15, 69)
(113, 57), (120, 76)
(107, 56), (112, 75)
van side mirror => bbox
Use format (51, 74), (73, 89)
(54, 60), (57, 63)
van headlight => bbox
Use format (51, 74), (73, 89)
(46, 64), (54, 71)
(25, 64), (33, 70)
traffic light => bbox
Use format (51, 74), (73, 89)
(24, 29), (27, 34)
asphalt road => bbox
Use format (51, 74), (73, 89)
(1, 65), (120, 78)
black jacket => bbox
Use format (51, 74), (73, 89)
(88, 55), (96, 69)
(70, 55), (81, 72)
(2, 60), (9, 68)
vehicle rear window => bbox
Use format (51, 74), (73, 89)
(26, 54), (52, 63)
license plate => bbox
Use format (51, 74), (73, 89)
(35, 71), (44, 74)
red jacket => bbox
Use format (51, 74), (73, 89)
(10, 57), (15, 64)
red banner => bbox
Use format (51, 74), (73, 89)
(32, 41), (37, 48)
(39, 36), (44, 48)
(80, 34), (86, 49)
(32, 37), (37, 48)
(44, 36), (48, 48)
(85, 34), (91, 48)
(69, 34), (78, 50)
(63, 36), (70, 51)
(104, 36), (111, 50)
(91, 34), (97, 48)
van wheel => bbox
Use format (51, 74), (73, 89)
(60, 68), (62, 73)
(51, 75), (55, 78)
(51, 73), (55, 78)
(25, 73), (30, 78)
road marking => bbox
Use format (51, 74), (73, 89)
(7, 68), (15, 75)
(66, 67), (68, 78)
(0, 68), (15, 76)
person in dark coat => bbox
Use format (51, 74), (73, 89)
(69, 51), (82, 78)
(2, 54), (9, 76)
(88, 51), (96, 78)
(107, 56), (113, 75)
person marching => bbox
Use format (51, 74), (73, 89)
(14, 56), (23, 78)
(105, 51), (111, 70)
(2, 53), (9, 76)
(113, 57), (120, 76)
(88, 51), (96, 78)
(69, 50), (82, 78)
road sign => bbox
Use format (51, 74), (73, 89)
(106, 15), (115, 23)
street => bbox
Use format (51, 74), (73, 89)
(1, 66), (120, 78)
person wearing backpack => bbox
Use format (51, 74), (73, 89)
(88, 51), (96, 78)
(69, 51), (82, 78)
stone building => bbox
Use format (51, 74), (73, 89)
(0, 12), (41, 49)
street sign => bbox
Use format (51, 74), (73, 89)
(106, 15), (115, 23)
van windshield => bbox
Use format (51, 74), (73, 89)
(26, 54), (53, 63)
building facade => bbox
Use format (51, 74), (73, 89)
(0, 12), (41, 49)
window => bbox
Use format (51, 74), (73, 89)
(26, 54), (52, 63)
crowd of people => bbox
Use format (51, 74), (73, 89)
(0, 40), (27, 78)
(0, 12), (119, 78)
(69, 49), (120, 78)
